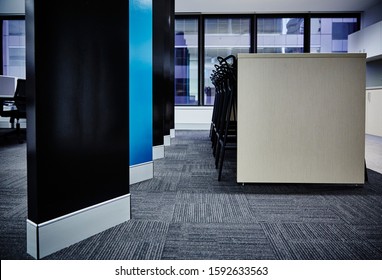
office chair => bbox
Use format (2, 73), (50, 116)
(209, 55), (237, 181)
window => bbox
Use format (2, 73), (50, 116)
(257, 17), (304, 53)
(175, 18), (199, 105)
(311, 17), (359, 53)
(175, 13), (359, 106)
(204, 17), (251, 105)
(2, 20), (26, 78)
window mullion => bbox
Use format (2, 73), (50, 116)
(304, 14), (311, 53)
(199, 15), (204, 106)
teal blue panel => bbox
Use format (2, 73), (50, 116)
(129, 0), (153, 165)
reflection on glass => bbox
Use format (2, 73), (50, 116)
(204, 18), (250, 105)
(175, 19), (199, 105)
(257, 17), (304, 53)
(2, 20), (26, 78)
(310, 17), (358, 53)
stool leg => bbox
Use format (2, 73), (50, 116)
(364, 160), (368, 182)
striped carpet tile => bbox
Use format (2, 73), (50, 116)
(45, 220), (169, 260)
(132, 176), (179, 192)
(249, 204), (342, 223)
(0, 219), (31, 260)
(178, 174), (239, 187)
(172, 193), (254, 223)
(131, 191), (176, 222)
(329, 195), (382, 225)
(288, 240), (382, 260)
(0, 146), (27, 171)
(261, 223), (382, 259)
(162, 223), (276, 260)
(353, 225), (382, 252)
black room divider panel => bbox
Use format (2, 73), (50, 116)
(153, 0), (174, 146)
(26, 0), (130, 257)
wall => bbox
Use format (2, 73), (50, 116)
(129, 0), (155, 184)
(129, 0), (153, 165)
(367, 60), (382, 87)
(0, 0), (25, 15)
(363, 2), (382, 88)
(175, 106), (213, 130)
(365, 88), (382, 137)
(362, 1), (382, 28)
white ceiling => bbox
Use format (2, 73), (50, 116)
(175, 0), (382, 13)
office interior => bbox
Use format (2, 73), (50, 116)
(0, 0), (382, 260)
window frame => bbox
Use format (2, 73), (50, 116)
(175, 14), (254, 106)
(0, 15), (26, 77)
(202, 14), (253, 106)
(255, 13), (311, 53)
(309, 13), (361, 53)
(174, 15), (201, 106)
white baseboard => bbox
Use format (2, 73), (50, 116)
(153, 145), (165, 160)
(129, 161), (153, 185)
(175, 123), (211, 130)
(27, 194), (131, 259)
(170, 129), (175, 138)
(164, 135), (171, 146)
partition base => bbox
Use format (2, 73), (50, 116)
(27, 194), (131, 259)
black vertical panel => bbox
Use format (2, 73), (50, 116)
(0, 20), (3, 75)
(163, 0), (175, 136)
(26, 0), (129, 224)
(304, 14), (311, 53)
(153, 0), (174, 141)
(25, 0), (37, 222)
(152, 0), (165, 147)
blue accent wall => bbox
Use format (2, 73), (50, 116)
(129, 0), (153, 166)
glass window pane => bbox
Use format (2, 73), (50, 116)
(257, 17), (304, 54)
(204, 18), (250, 106)
(2, 20), (26, 78)
(310, 17), (358, 53)
(175, 18), (199, 105)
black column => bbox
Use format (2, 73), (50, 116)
(153, 0), (174, 144)
(152, 0), (165, 147)
(26, 0), (129, 224)
(165, 0), (175, 137)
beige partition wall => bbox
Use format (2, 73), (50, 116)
(237, 53), (366, 184)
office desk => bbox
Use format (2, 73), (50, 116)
(237, 53), (366, 184)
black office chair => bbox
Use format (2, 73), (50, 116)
(0, 79), (26, 142)
(209, 55), (237, 181)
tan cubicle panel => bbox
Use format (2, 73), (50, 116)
(237, 53), (366, 184)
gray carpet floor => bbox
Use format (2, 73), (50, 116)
(1, 130), (382, 260)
